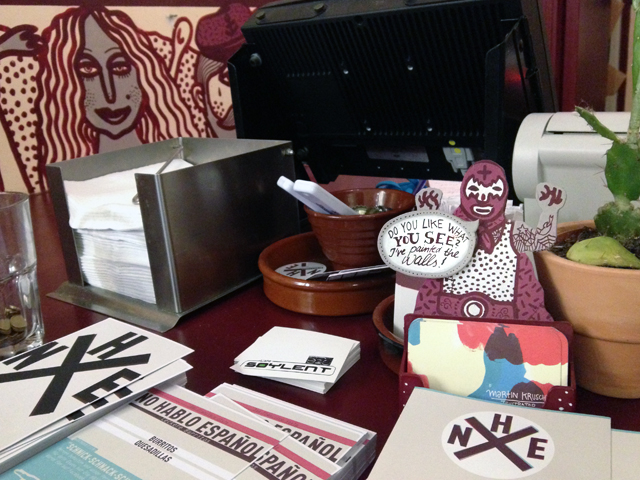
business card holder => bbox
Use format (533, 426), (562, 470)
(399, 314), (577, 412)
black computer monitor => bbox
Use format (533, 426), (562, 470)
(229, 0), (556, 193)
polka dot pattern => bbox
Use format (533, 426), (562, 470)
(443, 223), (517, 301)
(150, 32), (207, 137)
(1, 20), (221, 194)
(0, 55), (40, 191)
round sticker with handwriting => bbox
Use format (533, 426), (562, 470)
(377, 211), (478, 278)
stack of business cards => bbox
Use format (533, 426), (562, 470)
(207, 383), (377, 480)
(0, 318), (192, 473)
(4, 383), (376, 480)
(231, 327), (360, 394)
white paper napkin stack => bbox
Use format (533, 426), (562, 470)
(64, 160), (192, 304)
(73, 229), (155, 303)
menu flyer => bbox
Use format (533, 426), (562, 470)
(1, 385), (288, 480)
(0, 318), (193, 458)
(2, 383), (378, 480)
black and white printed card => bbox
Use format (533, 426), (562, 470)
(0, 318), (192, 454)
(231, 327), (360, 394)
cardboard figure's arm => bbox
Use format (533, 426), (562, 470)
(415, 188), (443, 211)
(512, 183), (566, 253)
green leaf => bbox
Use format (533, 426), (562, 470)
(567, 236), (640, 269)
(604, 142), (640, 201)
(594, 201), (640, 244)
(575, 106), (621, 144)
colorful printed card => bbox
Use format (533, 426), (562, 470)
(407, 318), (568, 408)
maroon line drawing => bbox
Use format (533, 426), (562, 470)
(0, 4), (256, 193)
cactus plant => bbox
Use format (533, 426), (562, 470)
(569, 1), (640, 268)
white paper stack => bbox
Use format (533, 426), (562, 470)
(3, 383), (376, 480)
(0, 318), (193, 474)
(74, 229), (156, 303)
(612, 429), (640, 480)
(369, 387), (613, 480)
(207, 383), (377, 480)
(64, 159), (192, 304)
(231, 327), (360, 393)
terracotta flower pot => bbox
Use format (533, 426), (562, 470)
(534, 221), (640, 398)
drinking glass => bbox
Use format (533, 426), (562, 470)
(0, 192), (44, 358)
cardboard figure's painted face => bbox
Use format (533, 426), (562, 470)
(459, 161), (508, 222)
(76, 15), (142, 139)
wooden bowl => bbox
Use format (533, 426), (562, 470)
(305, 188), (415, 269)
(259, 232), (395, 316)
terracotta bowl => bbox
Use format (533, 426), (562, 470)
(258, 232), (396, 316)
(305, 188), (415, 269)
(534, 220), (640, 398)
(373, 295), (403, 349)
(372, 295), (404, 374)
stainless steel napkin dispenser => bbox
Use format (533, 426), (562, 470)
(47, 138), (299, 332)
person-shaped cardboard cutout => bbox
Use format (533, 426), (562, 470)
(412, 160), (565, 321)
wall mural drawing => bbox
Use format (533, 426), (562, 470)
(0, 2), (259, 193)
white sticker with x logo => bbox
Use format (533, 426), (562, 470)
(442, 411), (555, 478)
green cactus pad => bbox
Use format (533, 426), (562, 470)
(567, 236), (640, 269)
(594, 201), (640, 245)
(604, 142), (640, 201)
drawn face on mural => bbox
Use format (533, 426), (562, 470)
(76, 15), (143, 139)
(204, 67), (234, 137)
(194, 3), (252, 138)
(459, 161), (508, 223)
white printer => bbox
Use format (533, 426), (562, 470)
(513, 111), (630, 226)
